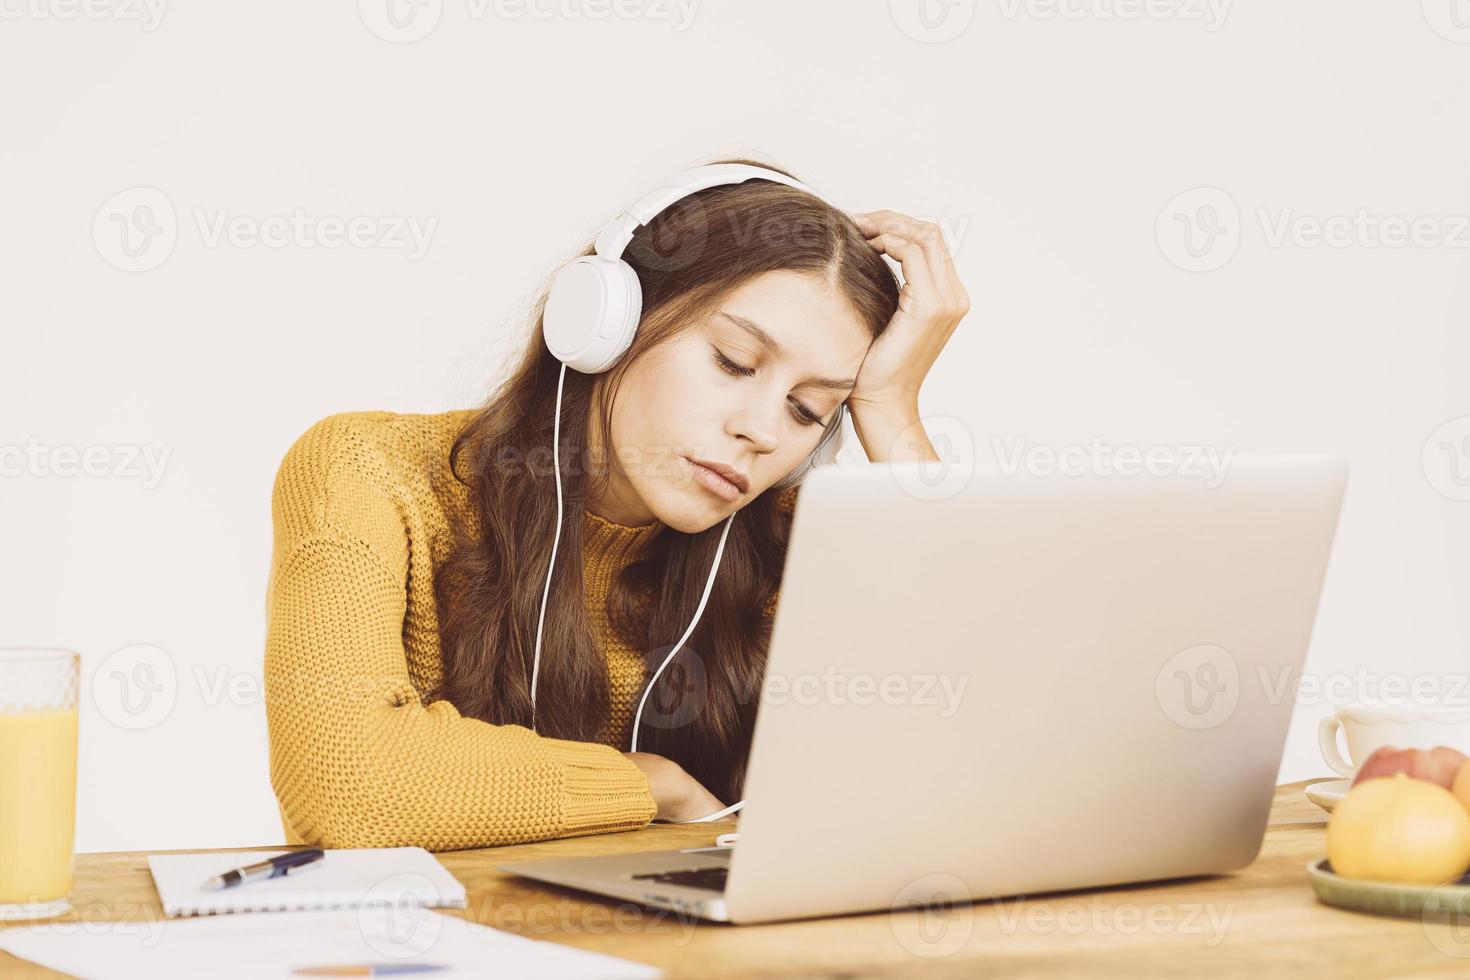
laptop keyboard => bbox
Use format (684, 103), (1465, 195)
(629, 866), (729, 892)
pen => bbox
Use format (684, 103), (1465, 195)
(293, 966), (448, 977)
(200, 848), (325, 890)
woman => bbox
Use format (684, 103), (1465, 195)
(262, 157), (969, 850)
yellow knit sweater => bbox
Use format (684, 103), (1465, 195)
(264, 409), (794, 851)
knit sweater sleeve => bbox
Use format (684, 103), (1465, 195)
(263, 415), (656, 850)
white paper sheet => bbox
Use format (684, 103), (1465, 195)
(146, 847), (467, 917)
(0, 907), (662, 979)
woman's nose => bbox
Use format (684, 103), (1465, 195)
(728, 404), (780, 454)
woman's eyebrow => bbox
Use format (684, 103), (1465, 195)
(715, 311), (857, 391)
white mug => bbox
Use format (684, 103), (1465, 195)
(1318, 705), (1470, 777)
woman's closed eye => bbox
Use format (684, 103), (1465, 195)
(712, 347), (826, 426)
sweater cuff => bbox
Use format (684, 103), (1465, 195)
(542, 737), (658, 835)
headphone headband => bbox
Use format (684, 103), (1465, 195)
(593, 163), (837, 261)
(545, 163), (844, 375)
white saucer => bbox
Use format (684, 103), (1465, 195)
(1305, 778), (1351, 812)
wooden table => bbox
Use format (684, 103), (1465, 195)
(4, 779), (1469, 978)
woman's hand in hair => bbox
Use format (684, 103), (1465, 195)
(844, 210), (970, 464)
(621, 751), (728, 823)
(848, 210), (969, 409)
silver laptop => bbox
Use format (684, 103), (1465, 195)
(498, 454), (1348, 924)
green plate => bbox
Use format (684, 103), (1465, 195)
(1308, 858), (1470, 918)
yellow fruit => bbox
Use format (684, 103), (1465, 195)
(1327, 773), (1470, 884)
(1454, 760), (1470, 816)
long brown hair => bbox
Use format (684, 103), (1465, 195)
(431, 157), (899, 804)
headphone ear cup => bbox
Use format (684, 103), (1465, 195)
(544, 255), (644, 374)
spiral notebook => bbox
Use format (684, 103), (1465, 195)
(147, 847), (467, 917)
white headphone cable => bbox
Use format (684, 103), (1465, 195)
(529, 361), (570, 734)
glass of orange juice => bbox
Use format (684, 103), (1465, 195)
(0, 648), (79, 921)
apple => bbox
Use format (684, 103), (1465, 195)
(1352, 745), (1469, 790)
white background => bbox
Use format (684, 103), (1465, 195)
(4, 0), (1470, 853)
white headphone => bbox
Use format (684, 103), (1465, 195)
(532, 163), (850, 823)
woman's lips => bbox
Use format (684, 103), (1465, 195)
(684, 457), (745, 502)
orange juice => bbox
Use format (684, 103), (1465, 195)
(0, 708), (78, 904)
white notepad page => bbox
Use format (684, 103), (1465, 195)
(0, 908), (662, 980)
(147, 847), (467, 917)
